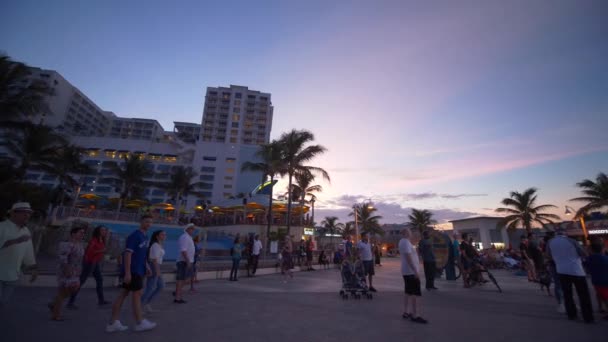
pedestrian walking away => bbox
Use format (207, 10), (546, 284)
(175, 224), (196, 303)
(418, 230), (437, 291)
(229, 235), (242, 281)
(251, 235), (262, 276)
(546, 226), (594, 323)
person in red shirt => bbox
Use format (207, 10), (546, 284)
(67, 225), (110, 308)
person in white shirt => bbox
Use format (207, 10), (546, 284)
(398, 228), (428, 324)
(251, 235), (263, 276)
(357, 232), (377, 292)
(546, 227), (594, 323)
(141, 230), (166, 312)
(174, 224), (195, 304)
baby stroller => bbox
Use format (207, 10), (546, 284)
(339, 259), (372, 300)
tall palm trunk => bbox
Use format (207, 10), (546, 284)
(266, 175), (274, 256)
(174, 191), (182, 224)
(286, 173), (293, 235)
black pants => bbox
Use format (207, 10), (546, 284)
(423, 262), (436, 289)
(558, 274), (594, 322)
(69, 261), (104, 305)
(251, 255), (260, 274)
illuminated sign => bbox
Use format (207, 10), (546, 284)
(589, 229), (608, 235)
(304, 228), (314, 235)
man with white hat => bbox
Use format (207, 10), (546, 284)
(174, 223), (196, 304)
(0, 202), (38, 307)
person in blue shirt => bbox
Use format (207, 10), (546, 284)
(106, 215), (156, 333)
(585, 241), (608, 319)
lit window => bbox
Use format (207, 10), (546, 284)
(229, 137), (237, 143)
(226, 168), (234, 173)
(226, 158), (236, 163)
(163, 155), (178, 163)
(232, 115), (240, 121)
(223, 192), (232, 198)
(104, 150), (116, 158)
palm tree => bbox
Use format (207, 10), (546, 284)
(241, 140), (285, 252)
(407, 208), (436, 233)
(342, 222), (355, 238)
(162, 166), (209, 222)
(351, 202), (384, 237)
(111, 155), (153, 213)
(2, 122), (68, 181)
(38, 145), (93, 206)
(292, 169), (323, 226)
(495, 188), (560, 233)
(0, 54), (52, 124)
(277, 129), (330, 234)
(570, 172), (608, 218)
(320, 216), (344, 248)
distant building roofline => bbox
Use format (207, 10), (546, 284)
(449, 216), (504, 223)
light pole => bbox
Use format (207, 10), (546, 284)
(565, 205), (589, 246)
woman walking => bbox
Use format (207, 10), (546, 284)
(141, 230), (166, 313)
(229, 235), (242, 281)
(49, 226), (86, 321)
(67, 225), (109, 309)
(281, 236), (294, 283)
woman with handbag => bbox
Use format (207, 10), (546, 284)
(49, 226), (86, 321)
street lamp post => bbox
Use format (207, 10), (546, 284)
(565, 205), (589, 246)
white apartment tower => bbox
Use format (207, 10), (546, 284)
(201, 85), (273, 145)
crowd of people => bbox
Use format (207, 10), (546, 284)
(2, 201), (607, 331)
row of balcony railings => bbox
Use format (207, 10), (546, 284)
(52, 206), (313, 227)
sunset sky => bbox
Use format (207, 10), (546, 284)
(2, 0), (607, 226)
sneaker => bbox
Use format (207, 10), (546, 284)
(106, 320), (129, 333)
(134, 319), (157, 332)
(557, 304), (566, 313)
(411, 316), (429, 324)
(144, 304), (156, 313)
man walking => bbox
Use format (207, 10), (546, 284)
(0, 203), (38, 308)
(106, 215), (156, 332)
(174, 223), (195, 304)
(418, 230), (437, 290)
(546, 227), (594, 323)
(357, 232), (376, 292)
(399, 228), (428, 324)
(251, 235), (262, 276)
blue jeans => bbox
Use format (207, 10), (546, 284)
(141, 276), (164, 305)
(69, 261), (104, 305)
(230, 258), (241, 280)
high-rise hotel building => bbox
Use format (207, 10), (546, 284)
(2, 65), (271, 207)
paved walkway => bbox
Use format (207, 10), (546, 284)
(1, 259), (604, 342)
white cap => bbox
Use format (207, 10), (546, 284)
(10, 202), (33, 212)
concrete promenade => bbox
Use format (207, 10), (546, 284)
(1, 259), (604, 342)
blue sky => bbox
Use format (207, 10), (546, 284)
(1, 0), (607, 225)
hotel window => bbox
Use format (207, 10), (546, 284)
(223, 192), (232, 198)
(104, 150), (117, 159)
(199, 175), (214, 181)
(224, 184), (232, 189)
(231, 129), (238, 136)
(232, 115), (240, 121)
(201, 166), (216, 173)
(224, 176), (233, 181)
(235, 93), (242, 99)
(231, 122), (239, 128)
(163, 155), (178, 163)
(234, 100), (241, 106)
(233, 108), (240, 113)
(203, 156), (217, 161)
(85, 149), (100, 157)
(229, 137), (237, 143)
(226, 168), (234, 173)
(226, 157), (236, 163)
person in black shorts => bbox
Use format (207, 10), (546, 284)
(399, 228), (428, 324)
(106, 215), (156, 332)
